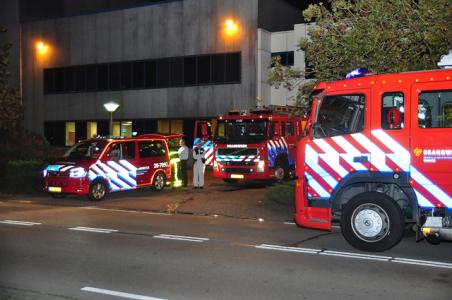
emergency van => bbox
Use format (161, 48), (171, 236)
(295, 68), (452, 251)
(43, 136), (173, 200)
(200, 107), (304, 182)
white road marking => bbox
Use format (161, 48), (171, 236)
(81, 287), (166, 300)
(68, 226), (118, 234)
(0, 220), (41, 226)
(255, 244), (321, 254)
(392, 258), (452, 270)
(154, 234), (209, 243)
(255, 244), (452, 269)
(283, 221), (296, 225)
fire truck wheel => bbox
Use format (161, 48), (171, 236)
(341, 192), (405, 252)
(50, 193), (67, 199)
(275, 160), (289, 181)
(153, 172), (166, 191)
(88, 180), (108, 201)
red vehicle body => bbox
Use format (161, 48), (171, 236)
(205, 108), (304, 182)
(295, 69), (452, 251)
(43, 136), (173, 200)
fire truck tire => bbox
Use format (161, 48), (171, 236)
(152, 172), (166, 191)
(50, 193), (67, 199)
(275, 159), (289, 181)
(341, 192), (405, 252)
(88, 180), (108, 201)
(223, 179), (238, 184)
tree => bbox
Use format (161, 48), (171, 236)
(0, 26), (23, 140)
(268, 0), (452, 113)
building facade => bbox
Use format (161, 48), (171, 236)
(13, 0), (311, 146)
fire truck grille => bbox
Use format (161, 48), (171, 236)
(224, 161), (256, 166)
(224, 168), (252, 174)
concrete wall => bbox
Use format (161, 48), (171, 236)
(21, 0), (259, 134)
(257, 23), (311, 106)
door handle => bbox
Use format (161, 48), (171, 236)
(353, 156), (368, 163)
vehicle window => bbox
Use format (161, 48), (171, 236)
(139, 141), (167, 158)
(64, 140), (106, 159)
(314, 94), (365, 138)
(122, 142), (136, 159)
(382, 92), (404, 130)
(214, 119), (267, 143)
(281, 122), (286, 136)
(106, 143), (122, 160)
(287, 122), (294, 136)
(418, 90), (452, 128)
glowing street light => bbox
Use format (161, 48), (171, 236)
(36, 41), (49, 55)
(104, 101), (120, 136)
(225, 18), (238, 36)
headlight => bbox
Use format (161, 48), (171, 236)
(257, 160), (265, 172)
(69, 167), (87, 178)
(42, 169), (48, 177)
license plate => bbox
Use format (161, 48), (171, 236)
(230, 174), (244, 179)
(49, 187), (62, 193)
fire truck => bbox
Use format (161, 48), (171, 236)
(195, 107), (304, 182)
(295, 68), (452, 252)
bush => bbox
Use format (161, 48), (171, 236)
(265, 182), (295, 207)
(0, 159), (46, 194)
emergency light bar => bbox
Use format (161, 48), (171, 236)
(345, 68), (371, 79)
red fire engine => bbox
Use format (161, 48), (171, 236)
(198, 107), (304, 182)
(295, 68), (452, 251)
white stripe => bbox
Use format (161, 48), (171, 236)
(351, 133), (392, 172)
(314, 139), (349, 177)
(98, 162), (133, 189)
(322, 250), (391, 261)
(0, 220), (41, 226)
(119, 159), (137, 172)
(60, 165), (74, 172)
(392, 258), (452, 269)
(411, 166), (452, 207)
(413, 189), (435, 208)
(255, 244), (321, 254)
(283, 221), (296, 225)
(306, 175), (330, 198)
(154, 234), (209, 242)
(305, 145), (339, 188)
(331, 136), (368, 171)
(320, 252), (390, 262)
(372, 129), (410, 171)
(69, 226), (118, 233)
(81, 287), (166, 300)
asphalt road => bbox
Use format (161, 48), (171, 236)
(0, 200), (451, 300)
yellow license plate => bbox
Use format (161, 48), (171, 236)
(49, 187), (62, 193)
(230, 174), (244, 179)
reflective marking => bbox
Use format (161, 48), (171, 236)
(392, 258), (452, 270)
(305, 176), (330, 198)
(315, 139), (349, 177)
(283, 221), (296, 225)
(0, 220), (41, 226)
(413, 189), (435, 208)
(320, 250), (391, 262)
(372, 129), (410, 171)
(60, 165), (74, 172)
(80, 206), (171, 215)
(305, 145), (338, 188)
(352, 133), (392, 172)
(154, 234), (209, 242)
(255, 244), (321, 254)
(411, 166), (452, 207)
(68, 226), (118, 234)
(81, 287), (166, 300)
(331, 136), (368, 171)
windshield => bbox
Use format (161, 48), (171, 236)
(63, 140), (107, 160)
(215, 119), (267, 143)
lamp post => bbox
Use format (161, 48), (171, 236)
(103, 101), (120, 136)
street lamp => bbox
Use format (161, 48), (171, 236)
(104, 101), (120, 136)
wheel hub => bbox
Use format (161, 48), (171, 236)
(351, 203), (389, 242)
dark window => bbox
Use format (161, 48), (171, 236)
(156, 59), (170, 88)
(97, 64), (109, 90)
(44, 69), (55, 94)
(314, 94), (365, 138)
(211, 54), (225, 83)
(138, 141), (167, 158)
(86, 65), (97, 91)
(281, 122), (286, 136)
(382, 92), (404, 130)
(170, 57), (183, 86)
(225, 53), (240, 82)
(64, 67), (75, 92)
(75, 66), (86, 92)
(121, 62), (132, 89)
(183, 56), (196, 85)
(133, 61), (145, 88)
(55, 68), (65, 92)
(122, 142), (136, 159)
(271, 51), (294, 66)
(145, 60), (157, 88)
(418, 90), (452, 128)
(287, 122), (294, 136)
(109, 63), (120, 90)
(197, 55), (210, 84)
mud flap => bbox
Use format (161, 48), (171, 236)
(295, 207), (332, 231)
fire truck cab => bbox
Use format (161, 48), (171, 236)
(212, 107), (304, 182)
(295, 69), (452, 252)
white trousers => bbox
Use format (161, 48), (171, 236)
(193, 162), (205, 187)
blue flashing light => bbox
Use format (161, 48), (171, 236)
(345, 68), (370, 79)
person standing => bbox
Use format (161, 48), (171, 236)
(192, 145), (206, 189)
(177, 138), (189, 187)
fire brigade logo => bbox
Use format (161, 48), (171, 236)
(413, 147), (422, 157)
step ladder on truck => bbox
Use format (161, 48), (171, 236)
(294, 68), (452, 252)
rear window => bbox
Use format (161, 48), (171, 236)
(139, 141), (167, 158)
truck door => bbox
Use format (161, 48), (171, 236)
(194, 120), (213, 165)
(297, 90), (370, 230)
(410, 82), (452, 209)
(137, 140), (169, 186)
